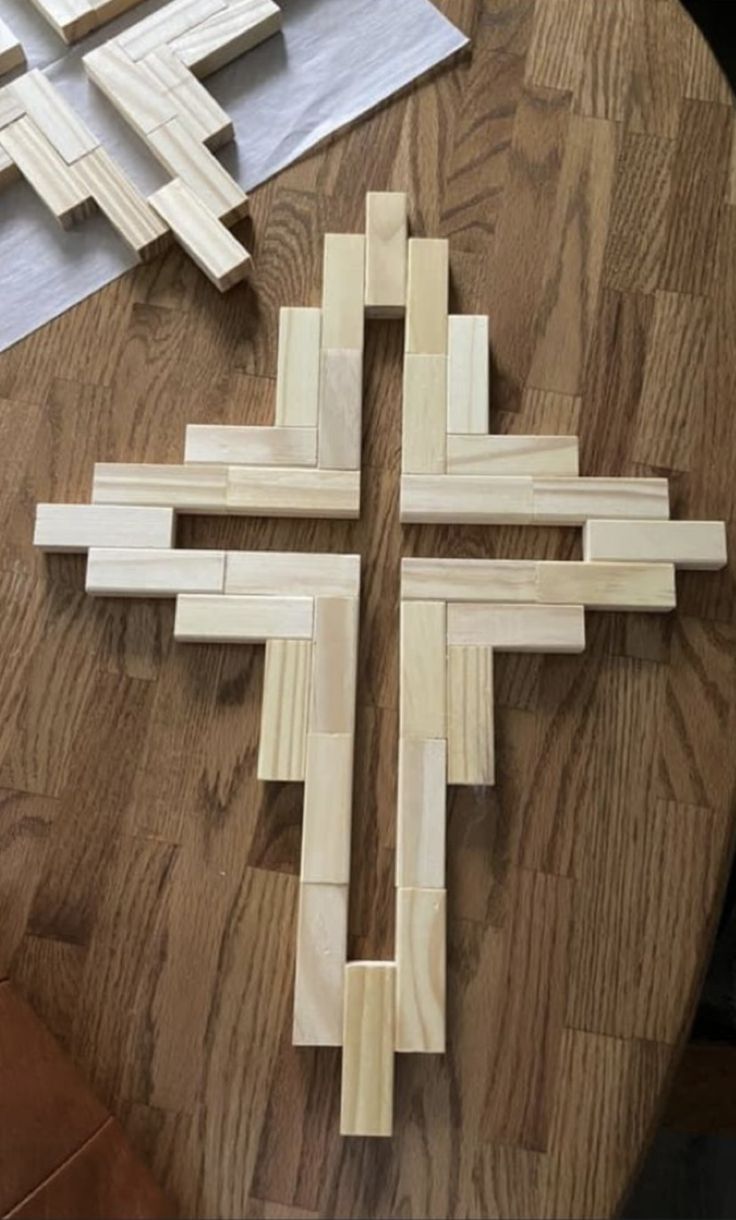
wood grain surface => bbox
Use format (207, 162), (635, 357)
(1, 1), (735, 1217)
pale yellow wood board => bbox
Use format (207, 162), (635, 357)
(401, 474), (534, 524)
(84, 43), (179, 138)
(34, 503), (175, 552)
(318, 349), (363, 471)
(365, 190), (407, 317)
(447, 434), (579, 476)
(301, 734), (354, 884)
(396, 738), (446, 889)
(149, 178), (250, 291)
(168, 74), (233, 148)
(447, 603), (586, 653)
(93, 461), (228, 511)
(340, 962), (396, 1137)
(275, 307), (322, 427)
(119, 0), (226, 61)
(310, 597), (359, 736)
(11, 70), (97, 162)
(402, 353), (447, 474)
(226, 466), (360, 519)
(583, 519), (727, 570)
(321, 233), (366, 351)
(532, 477), (670, 524)
(0, 18), (25, 77)
(402, 557), (539, 603)
(0, 89), (25, 129)
(258, 639), (312, 782)
(29, 0), (97, 42)
(85, 548), (224, 596)
(0, 116), (92, 228)
(447, 646), (495, 786)
(405, 237), (448, 355)
(174, 594), (314, 643)
(225, 552), (360, 598)
(169, 0), (281, 77)
(293, 882), (348, 1047)
(185, 424), (317, 466)
(400, 600), (446, 739)
(447, 314), (489, 433)
(147, 117), (247, 224)
(75, 147), (169, 260)
(396, 887), (446, 1054)
(536, 561), (677, 611)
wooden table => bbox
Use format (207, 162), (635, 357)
(1, 1), (735, 1216)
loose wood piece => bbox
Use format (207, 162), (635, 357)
(340, 963), (396, 1137)
(0, 117), (93, 228)
(168, 0), (282, 76)
(10, 70), (98, 163)
(86, 548), (225, 596)
(396, 738), (446, 889)
(0, 89), (24, 129)
(532, 477), (671, 524)
(34, 504), (175, 551)
(321, 233), (366, 351)
(147, 118), (248, 224)
(227, 466), (360, 519)
(402, 354), (447, 474)
(168, 73), (233, 148)
(396, 887), (446, 1054)
(148, 178), (250, 290)
(365, 190), (408, 318)
(447, 315), (489, 434)
(225, 552), (360, 598)
(447, 645), (494, 785)
(174, 594), (314, 642)
(401, 474), (534, 524)
(400, 600), (446, 739)
(318, 349), (363, 470)
(405, 237), (449, 355)
(301, 734), (354, 884)
(536, 561), (677, 611)
(293, 883), (348, 1047)
(447, 433), (580, 476)
(583, 519), (727, 570)
(447, 603), (586, 653)
(93, 462), (228, 511)
(274, 308), (322, 427)
(185, 424), (317, 466)
(0, 19), (25, 77)
(75, 147), (169, 260)
(310, 597), (359, 736)
(402, 557), (539, 603)
(257, 639), (311, 782)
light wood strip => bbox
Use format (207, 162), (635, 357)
(447, 315), (489, 433)
(340, 963), (396, 1137)
(257, 639), (311, 782)
(225, 552), (360, 598)
(583, 519), (727, 570)
(168, 0), (281, 77)
(400, 600), (446, 739)
(310, 597), (359, 736)
(396, 887), (446, 1054)
(93, 462), (228, 511)
(402, 354), (447, 474)
(0, 17), (25, 76)
(147, 118), (248, 225)
(226, 466), (360, 519)
(294, 883), (348, 1047)
(119, 0), (226, 61)
(321, 233), (366, 351)
(365, 190), (408, 318)
(447, 646), (494, 786)
(34, 504), (175, 552)
(401, 474), (534, 524)
(84, 43), (179, 138)
(174, 595), (314, 643)
(532, 477), (670, 524)
(75, 147), (169, 261)
(318, 349), (362, 471)
(11, 70), (97, 163)
(148, 178), (250, 291)
(405, 237), (449, 355)
(396, 738), (446, 889)
(0, 116), (92, 228)
(85, 548), (224, 597)
(274, 307), (322, 427)
(301, 734), (354, 884)
(402, 557), (539, 603)
(447, 603), (586, 653)
(447, 434), (579, 476)
(185, 425), (317, 467)
(536, 561), (677, 611)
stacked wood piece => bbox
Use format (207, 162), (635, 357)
(29, 0), (146, 44)
(0, 17), (24, 77)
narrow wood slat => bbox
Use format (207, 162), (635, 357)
(293, 883), (348, 1047)
(85, 548), (224, 596)
(447, 645), (494, 786)
(400, 600), (447, 738)
(396, 887), (446, 1054)
(340, 963), (396, 1136)
(447, 603), (586, 652)
(258, 639), (312, 782)
(185, 424), (317, 466)
(174, 594), (314, 643)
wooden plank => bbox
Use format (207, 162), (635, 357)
(0, 19), (25, 77)
(148, 178), (250, 292)
(536, 561), (677, 612)
(321, 233), (366, 351)
(174, 594), (314, 643)
(257, 639), (311, 782)
(402, 557), (538, 603)
(29, 0), (97, 43)
(365, 190), (408, 318)
(85, 548), (225, 596)
(275, 307), (322, 427)
(317, 349), (362, 470)
(169, 75), (233, 148)
(447, 433), (579, 476)
(310, 597), (359, 736)
(396, 887), (446, 1054)
(93, 462), (228, 511)
(227, 466), (360, 519)
(405, 237), (449, 355)
(301, 734), (354, 884)
(340, 963), (396, 1137)
(447, 603), (586, 653)
(293, 883), (348, 1047)
(447, 315), (489, 433)
(0, 89), (25, 129)
(0, 116), (92, 229)
(400, 600), (446, 739)
(34, 504), (175, 552)
(11, 70), (98, 163)
(75, 147), (169, 261)
(168, 0), (282, 77)
(84, 44), (179, 139)
(402, 354), (447, 474)
(119, 0), (226, 61)
(583, 519), (727, 570)
(401, 474), (534, 524)
(532, 477), (670, 524)
(447, 645), (494, 785)
(185, 424), (317, 466)
(147, 119), (248, 225)
(225, 552), (360, 598)
(396, 738), (446, 889)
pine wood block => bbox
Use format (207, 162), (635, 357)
(30, 0), (97, 43)
(310, 597), (359, 736)
(447, 315), (489, 433)
(583, 519), (727, 570)
(147, 118), (248, 225)
(168, 0), (282, 77)
(402, 557), (539, 603)
(225, 552), (360, 598)
(447, 603), (586, 653)
(84, 44), (179, 139)
(365, 190), (408, 318)
(92, 0), (147, 21)
(0, 116), (93, 228)
(148, 179), (251, 292)
(174, 594), (314, 643)
(402, 354), (447, 474)
(301, 734), (354, 884)
(447, 434), (580, 476)
(11, 70), (97, 163)
(317, 349), (362, 471)
(141, 45), (192, 91)
(75, 147), (169, 261)
(293, 883), (348, 1047)
(86, 548), (225, 596)
(0, 89), (24, 129)
(0, 19), (25, 77)
(532, 477), (670, 524)
(169, 75), (233, 148)
(185, 424), (317, 466)
(93, 461), (228, 511)
(321, 233), (366, 351)
(226, 466), (360, 519)
(405, 237), (449, 355)
(396, 887), (446, 1054)
(119, 0), (226, 61)
(396, 737), (446, 889)
(275, 308), (322, 427)
(34, 504), (175, 552)
(447, 645), (495, 786)
(258, 639), (311, 781)
(401, 474), (534, 524)
(340, 963), (396, 1137)
(400, 600), (446, 739)
(536, 561), (677, 611)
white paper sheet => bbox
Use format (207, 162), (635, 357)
(0, 0), (467, 353)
